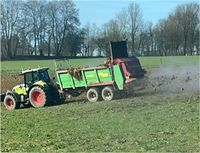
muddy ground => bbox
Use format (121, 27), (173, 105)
(1, 64), (199, 101)
(144, 64), (199, 95)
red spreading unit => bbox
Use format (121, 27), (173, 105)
(114, 57), (144, 79)
(110, 41), (145, 81)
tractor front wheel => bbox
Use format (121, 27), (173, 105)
(4, 94), (20, 110)
(29, 86), (47, 107)
(87, 88), (100, 102)
(102, 86), (114, 101)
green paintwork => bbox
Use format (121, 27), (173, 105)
(74, 77), (86, 88)
(113, 65), (124, 90)
(59, 73), (74, 89)
(56, 65), (125, 90)
(84, 70), (99, 85)
(97, 69), (112, 82)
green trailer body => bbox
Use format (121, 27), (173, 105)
(55, 40), (145, 102)
(56, 65), (125, 91)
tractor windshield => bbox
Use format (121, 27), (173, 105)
(39, 70), (50, 82)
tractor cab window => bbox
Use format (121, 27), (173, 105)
(39, 70), (50, 82)
(24, 72), (33, 86)
(33, 72), (39, 82)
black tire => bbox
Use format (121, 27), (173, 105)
(48, 85), (65, 105)
(29, 86), (47, 107)
(102, 86), (114, 101)
(4, 94), (20, 110)
(87, 88), (100, 102)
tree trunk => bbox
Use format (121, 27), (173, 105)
(183, 38), (187, 55)
(131, 35), (135, 56)
(48, 38), (51, 57)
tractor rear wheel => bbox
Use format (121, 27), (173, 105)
(48, 85), (62, 105)
(4, 94), (20, 110)
(102, 86), (114, 101)
(87, 88), (100, 102)
(29, 86), (47, 107)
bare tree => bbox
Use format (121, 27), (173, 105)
(139, 22), (154, 56)
(127, 2), (143, 55)
(174, 2), (199, 55)
(46, 0), (80, 57)
(116, 8), (129, 39)
(154, 19), (167, 56)
(1, 0), (21, 58)
(23, 0), (48, 56)
(153, 2), (199, 56)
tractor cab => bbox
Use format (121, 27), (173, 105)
(21, 67), (50, 87)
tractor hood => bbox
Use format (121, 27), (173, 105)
(12, 84), (27, 95)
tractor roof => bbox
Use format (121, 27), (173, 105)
(21, 67), (49, 74)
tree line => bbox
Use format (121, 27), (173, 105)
(83, 2), (199, 56)
(1, 0), (199, 59)
(1, 0), (83, 59)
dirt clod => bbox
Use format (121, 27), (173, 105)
(139, 63), (199, 95)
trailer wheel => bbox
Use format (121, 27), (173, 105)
(102, 86), (114, 101)
(4, 94), (20, 110)
(29, 86), (47, 107)
(87, 88), (100, 102)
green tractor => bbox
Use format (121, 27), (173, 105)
(3, 67), (60, 110)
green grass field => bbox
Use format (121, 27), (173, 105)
(1, 56), (199, 72)
(1, 95), (199, 152)
(1, 56), (199, 152)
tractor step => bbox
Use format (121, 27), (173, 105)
(0, 93), (6, 102)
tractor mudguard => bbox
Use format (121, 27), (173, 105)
(33, 80), (47, 87)
(27, 85), (46, 95)
(27, 81), (48, 94)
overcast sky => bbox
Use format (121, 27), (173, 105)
(74, 0), (195, 27)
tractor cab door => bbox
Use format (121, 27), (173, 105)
(24, 72), (39, 87)
(24, 72), (34, 87)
